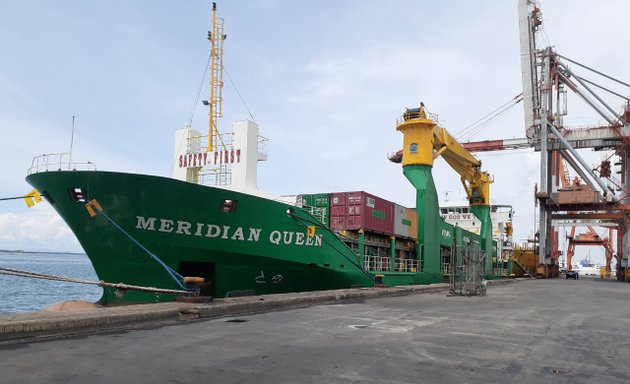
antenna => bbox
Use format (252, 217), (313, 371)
(69, 116), (75, 170)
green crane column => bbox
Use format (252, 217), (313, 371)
(403, 165), (441, 276)
(395, 104), (443, 282)
(389, 236), (396, 271)
(471, 205), (493, 278)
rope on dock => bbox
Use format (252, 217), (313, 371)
(0, 267), (196, 296)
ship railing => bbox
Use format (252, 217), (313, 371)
(442, 262), (453, 276)
(198, 165), (232, 186)
(257, 135), (269, 158)
(363, 255), (392, 272)
(192, 132), (267, 159)
(195, 133), (234, 153)
(396, 109), (440, 127)
(28, 153), (96, 175)
(394, 257), (418, 272)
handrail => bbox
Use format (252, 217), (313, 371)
(28, 153), (96, 175)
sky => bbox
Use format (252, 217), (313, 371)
(1, 0), (630, 265)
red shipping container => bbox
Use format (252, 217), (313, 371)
(329, 191), (394, 235)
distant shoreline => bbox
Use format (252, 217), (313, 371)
(0, 249), (85, 256)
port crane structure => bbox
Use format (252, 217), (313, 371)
(462, 0), (630, 279)
(391, 103), (495, 275)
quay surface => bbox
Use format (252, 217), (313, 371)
(0, 283), (454, 341)
(2, 277), (630, 383)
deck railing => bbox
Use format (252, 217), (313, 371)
(363, 255), (391, 272)
(28, 153), (96, 175)
(394, 257), (418, 272)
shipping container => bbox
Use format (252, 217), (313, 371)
(393, 204), (418, 240)
(330, 191), (394, 235)
(297, 193), (330, 226)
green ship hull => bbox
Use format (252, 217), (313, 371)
(26, 170), (442, 305)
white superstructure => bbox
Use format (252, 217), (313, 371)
(440, 201), (514, 263)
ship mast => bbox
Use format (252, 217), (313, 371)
(207, 2), (226, 153)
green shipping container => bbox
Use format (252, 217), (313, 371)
(298, 193), (330, 226)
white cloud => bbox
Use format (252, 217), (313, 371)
(0, 205), (81, 252)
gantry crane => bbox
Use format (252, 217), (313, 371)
(458, 0), (630, 280)
(566, 226), (614, 275)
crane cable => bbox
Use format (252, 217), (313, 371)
(454, 93), (523, 141)
(558, 53), (630, 90)
(574, 75), (630, 101)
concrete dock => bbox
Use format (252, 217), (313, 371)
(0, 282), (454, 341)
(2, 277), (630, 383)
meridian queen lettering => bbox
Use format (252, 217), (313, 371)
(135, 216), (323, 247)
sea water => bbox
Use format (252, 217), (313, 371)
(0, 251), (102, 314)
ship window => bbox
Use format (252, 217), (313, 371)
(440, 208), (447, 214)
(462, 208), (469, 213)
(221, 199), (237, 213)
(68, 188), (86, 203)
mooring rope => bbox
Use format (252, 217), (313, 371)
(84, 200), (194, 292)
(0, 196), (29, 202)
(0, 267), (195, 296)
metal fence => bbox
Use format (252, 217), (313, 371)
(449, 245), (487, 296)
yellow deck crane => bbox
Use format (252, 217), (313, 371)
(392, 103), (494, 276)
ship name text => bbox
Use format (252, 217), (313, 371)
(135, 216), (323, 247)
(440, 213), (474, 221)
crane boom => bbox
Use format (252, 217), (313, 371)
(433, 125), (493, 206)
